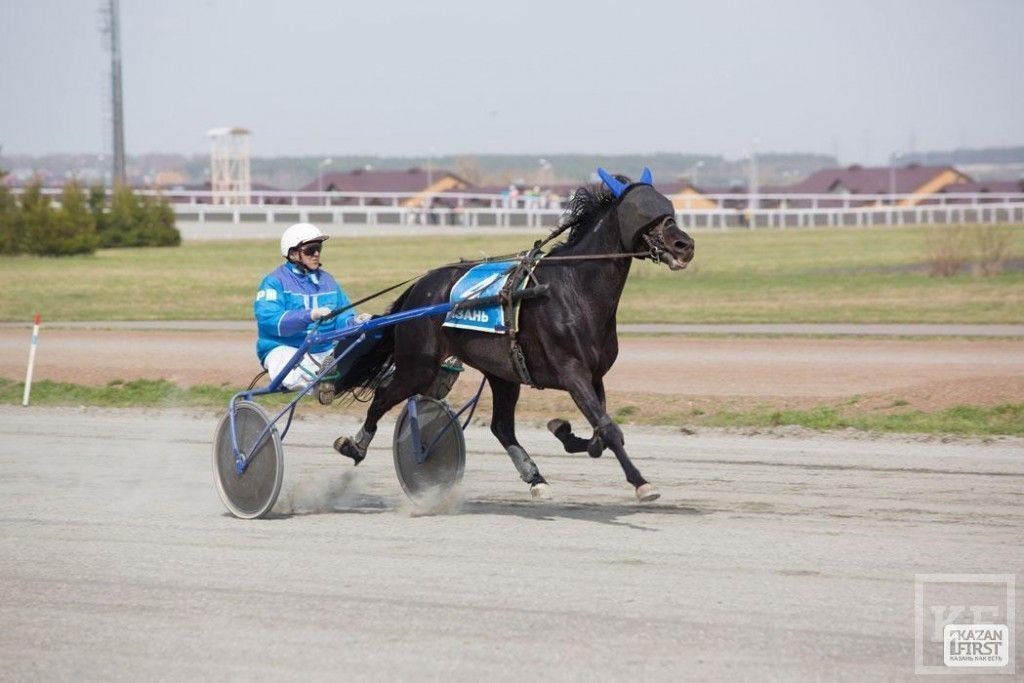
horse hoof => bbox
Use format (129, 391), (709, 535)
(530, 482), (552, 499)
(333, 437), (366, 466)
(316, 381), (336, 406)
(635, 484), (660, 503)
(546, 419), (570, 436)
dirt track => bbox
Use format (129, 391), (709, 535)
(0, 407), (1020, 678)
(2, 328), (1023, 415)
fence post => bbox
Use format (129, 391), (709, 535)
(22, 314), (41, 407)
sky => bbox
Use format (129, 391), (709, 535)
(1, 0), (1022, 164)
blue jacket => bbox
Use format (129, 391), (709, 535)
(254, 262), (354, 363)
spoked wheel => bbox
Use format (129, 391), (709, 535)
(213, 400), (284, 519)
(392, 396), (466, 504)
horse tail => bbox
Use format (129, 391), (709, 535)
(333, 285), (415, 402)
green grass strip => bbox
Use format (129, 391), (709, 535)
(4, 378), (1021, 436)
(702, 404), (1024, 436)
(0, 378), (291, 410)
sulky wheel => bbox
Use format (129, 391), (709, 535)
(213, 400), (284, 519)
(392, 396), (466, 504)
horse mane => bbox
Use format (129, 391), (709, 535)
(550, 174), (631, 253)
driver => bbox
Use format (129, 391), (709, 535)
(254, 223), (362, 404)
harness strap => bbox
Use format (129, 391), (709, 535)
(499, 248), (545, 389)
(509, 334), (537, 388)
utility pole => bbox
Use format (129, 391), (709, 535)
(888, 151), (906, 206)
(103, 0), (127, 186)
(318, 158), (332, 196)
(749, 142), (759, 211)
(689, 160), (705, 188)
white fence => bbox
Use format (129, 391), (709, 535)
(676, 203), (1024, 229)
(166, 191), (1024, 230)
(16, 187), (1024, 230)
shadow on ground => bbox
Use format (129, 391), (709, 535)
(452, 500), (703, 530)
(259, 497), (705, 530)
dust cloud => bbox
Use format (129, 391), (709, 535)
(274, 469), (367, 515)
(399, 483), (464, 517)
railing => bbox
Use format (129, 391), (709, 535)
(675, 204), (1024, 229)
(681, 191), (1024, 208)
(17, 186), (1024, 207)
(171, 204), (564, 230)
(168, 202), (1024, 232)
(12, 187), (1024, 230)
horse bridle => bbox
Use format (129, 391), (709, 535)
(638, 216), (676, 264)
(612, 181), (678, 264)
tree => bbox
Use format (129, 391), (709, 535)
(100, 184), (137, 247)
(38, 181), (98, 255)
(95, 185), (180, 248)
(0, 168), (17, 254)
(17, 178), (54, 252)
(88, 184), (110, 243)
(135, 193), (180, 246)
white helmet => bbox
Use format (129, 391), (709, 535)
(280, 223), (328, 258)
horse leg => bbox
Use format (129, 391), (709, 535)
(546, 418), (589, 453)
(487, 374), (550, 498)
(564, 371), (659, 503)
(547, 377), (607, 458)
(334, 360), (439, 465)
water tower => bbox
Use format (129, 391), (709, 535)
(207, 127), (252, 205)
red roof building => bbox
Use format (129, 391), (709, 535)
(930, 178), (1024, 204)
(776, 164), (970, 207)
(300, 167), (469, 206)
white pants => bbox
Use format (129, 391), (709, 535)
(263, 346), (332, 391)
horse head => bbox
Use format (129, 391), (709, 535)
(598, 167), (695, 270)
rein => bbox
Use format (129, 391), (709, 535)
(319, 275), (421, 323)
(322, 213), (665, 317)
(532, 251), (650, 262)
(446, 213), (661, 266)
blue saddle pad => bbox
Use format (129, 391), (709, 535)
(442, 262), (514, 334)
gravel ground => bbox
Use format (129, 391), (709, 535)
(0, 406), (1020, 679)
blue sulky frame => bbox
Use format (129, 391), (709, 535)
(227, 285), (547, 476)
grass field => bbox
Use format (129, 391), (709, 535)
(2, 224), (1022, 323)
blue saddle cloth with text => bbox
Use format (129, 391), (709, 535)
(442, 262), (514, 334)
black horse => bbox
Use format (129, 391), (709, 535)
(333, 169), (695, 502)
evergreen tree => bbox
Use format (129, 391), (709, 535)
(17, 179), (54, 252)
(0, 168), (17, 254)
(59, 182), (180, 250)
(103, 184), (137, 247)
(137, 193), (181, 246)
(88, 184), (110, 243)
(133, 194), (158, 246)
(27, 181), (97, 256)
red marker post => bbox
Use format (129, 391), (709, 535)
(22, 313), (41, 407)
